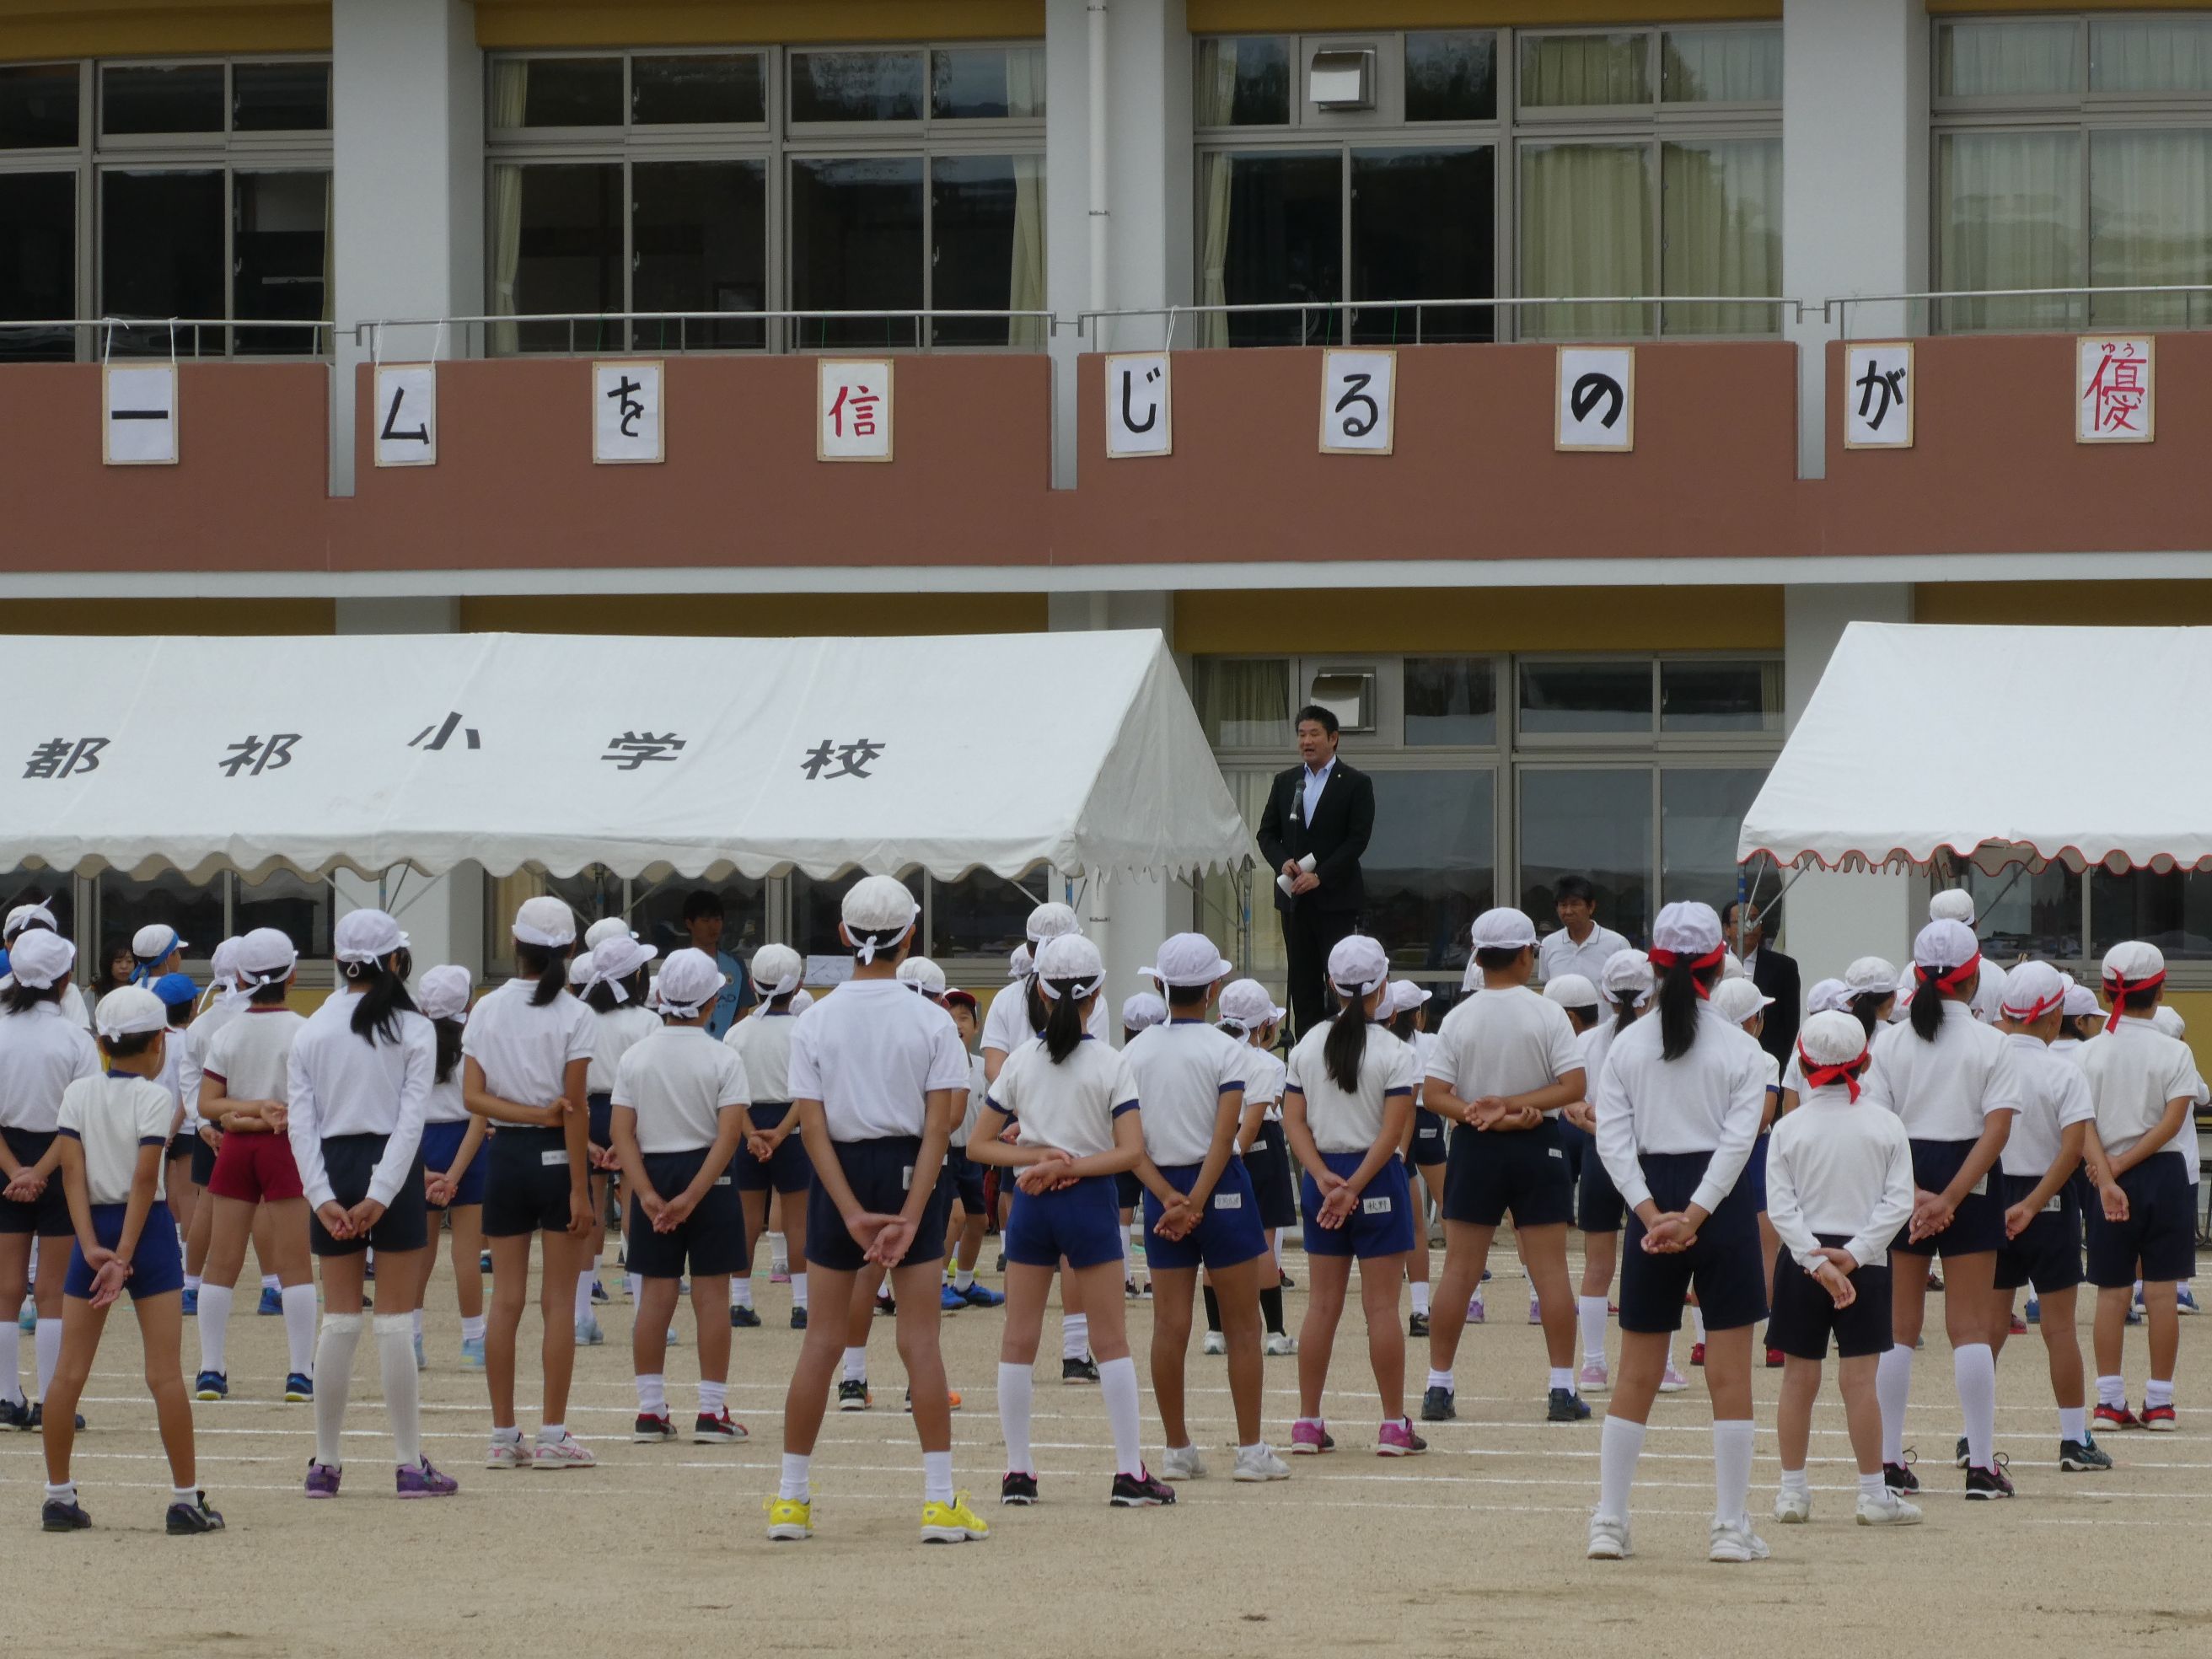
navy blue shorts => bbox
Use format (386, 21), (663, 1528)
(805, 1136), (950, 1275)
(1556, 1118), (1590, 1184)
(1114, 1169), (1144, 1209)
(1744, 1132), (1771, 1211)
(733, 1104), (813, 1196)
(1302, 1152), (1415, 1259)
(1144, 1158), (1269, 1273)
(1578, 1142), (1626, 1232)
(1890, 1137), (2005, 1259)
(1409, 1108), (1448, 1169)
(1442, 1117), (1575, 1230)
(482, 1126), (578, 1238)
(1246, 1120), (1299, 1230)
(65, 1200), (183, 1300)
(2086, 1154), (2197, 1288)
(627, 1147), (747, 1279)
(309, 1133), (430, 1256)
(419, 1119), (486, 1209)
(587, 1093), (614, 1158)
(947, 1148), (987, 1216)
(1767, 1232), (1893, 1361)
(188, 1130), (217, 1189)
(1619, 1151), (1767, 1335)
(1007, 1173), (1124, 1270)
(1995, 1172), (2084, 1293)
(0, 1128), (72, 1237)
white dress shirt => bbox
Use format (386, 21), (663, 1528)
(1300, 755), (1338, 826)
(1538, 924), (1634, 987)
(1593, 1004), (1768, 1216)
(1764, 1084), (1914, 1271)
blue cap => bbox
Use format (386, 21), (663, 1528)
(150, 972), (198, 1008)
(0, 949), (9, 980)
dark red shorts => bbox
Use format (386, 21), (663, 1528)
(206, 1130), (303, 1203)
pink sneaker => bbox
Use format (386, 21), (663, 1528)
(1657, 1361), (1689, 1393)
(769, 1266), (791, 1285)
(1289, 1419), (1333, 1455)
(1377, 1419), (1428, 1457)
(1467, 1291), (1485, 1324)
(1577, 1358), (1610, 1393)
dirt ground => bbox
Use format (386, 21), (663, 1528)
(8, 1237), (2207, 1659)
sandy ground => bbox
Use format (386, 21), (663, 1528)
(6, 1236), (2207, 1659)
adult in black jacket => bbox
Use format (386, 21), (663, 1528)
(1255, 706), (1376, 1036)
(1724, 898), (1801, 1072)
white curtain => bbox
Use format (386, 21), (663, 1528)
(1519, 32), (1647, 108)
(1659, 25), (1781, 104)
(1008, 154), (1045, 347)
(1938, 20), (2080, 97)
(1195, 40), (1238, 348)
(2091, 130), (2212, 328)
(2092, 19), (2212, 93)
(1006, 45), (1045, 117)
(1662, 137), (1781, 336)
(1198, 766), (1286, 987)
(1936, 130), (2084, 330)
(488, 61), (529, 354)
(1196, 658), (1291, 749)
(1519, 142), (1651, 339)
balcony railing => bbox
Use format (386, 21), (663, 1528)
(1078, 295), (1806, 352)
(0, 317), (339, 363)
(354, 309), (1059, 359)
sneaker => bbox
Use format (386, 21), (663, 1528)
(1577, 1358), (1610, 1393)
(1954, 1436), (1970, 1470)
(303, 1460), (342, 1499)
(0, 1398), (26, 1431)
(921, 1492), (991, 1544)
(278, 1372), (312, 1403)
(1528, 1293), (1542, 1325)
(1290, 1419), (1332, 1455)
(2142, 1403), (2178, 1431)
(875, 1294), (896, 1318)
(1233, 1443), (1292, 1482)
(693, 1409), (747, 1444)
(1772, 1486), (1812, 1524)
(765, 1495), (813, 1540)
(1548, 1388), (1592, 1422)
(414, 1334), (426, 1371)
(193, 1372), (227, 1402)
(901, 1388), (963, 1413)
(575, 1314), (604, 1346)
(2008, 1313), (2028, 1335)
(729, 1304), (761, 1329)
(459, 1336), (486, 1368)
(1657, 1361), (1690, 1393)
(1263, 1332), (1298, 1357)
(2094, 1401), (2142, 1431)
(633, 1411), (678, 1442)
(1062, 1356), (1099, 1385)
(939, 1284), (968, 1313)
(1409, 1312), (1431, 1338)
(1689, 1342), (1707, 1367)
(1140, 1281), (1153, 1299)
(1109, 1468), (1177, 1507)
(1708, 1517), (1770, 1563)
(837, 1379), (872, 1411)
(165, 1492), (225, 1534)
(397, 1459), (458, 1499)
(589, 1280), (609, 1304)
(484, 1436), (529, 1469)
(2179, 1286), (2201, 1315)
(1926, 1267), (1944, 1293)
(2025, 1295), (2041, 1325)
(666, 1324), (680, 1346)
(1377, 1419), (1427, 1457)
(40, 1495), (92, 1531)
(1855, 1487), (1922, 1526)
(1883, 1455), (1919, 1494)
(958, 1281), (1006, 1308)
(1420, 1385), (1456, 1423)
(1587, 1513), (1632, 1560)
(1125, 1279), (1141, 1300)
(256, 1286), (282, 1317)
(1201, 1331), (1226, 1356)
(1277, 1270), (1296, 1291)
(530, 1434), (597, 1470)
(1467, 1291), (1485, 1323)
(1000, 1470), (1039, 1506)
(15, 1303), (32, 1334)
(1765, 1346), (1785, 1369)
(1964, 1458), (2015, 1499)
(995, 1252), (1007, 1273)
(1161, 1444), (1208, 1481)
(25, 1403), (81, 1432)
(2059, 1436), (2113, 1471)
(769, 1264), (791, 1285)
(180, 1286), (198, 1316)
(478, 1250), (491, 1274)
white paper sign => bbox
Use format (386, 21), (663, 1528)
(1104, 352), (1171, 458)
(1555, 347), (1635, 452)
(373, 364), (438, 467)
(819, 359), (893, 461)
(103, 364), (178, 465)
(1843, 343), (1913, 449)
(2077, 335), (2154, 444)
(593, 360), (664, 464)
(1319, 349), (1395, 455)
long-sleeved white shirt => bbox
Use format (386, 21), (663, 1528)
(1593, 1004), (1768, 1217)
(1764, 1085), (1914, 1271)
(1998, 1031), (2096, 1180)
(177, 1001), (241, 1130)
(1860, 1001), (2021, 1141)
(285, 991), (436, 1211)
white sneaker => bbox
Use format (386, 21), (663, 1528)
(1161, 1444), (1208, 1481)
(1264, 1332), (1299, 1357)
(1772, 1486), (1812, 1525)
(1202, 1331), (1226, 1356)
(1708, 1516), (1770, 1563)
(1587, 1513), (1632, 1560)
(574, 1314), (603, 1346)
(530, 1434), (598, 1470)
(484, 1436), (529, 1470)
(1657, 1361), (1689, 1393)
(1855, 1487), (1923, 1527)
(1577, 1358), (1610, 1393)
(1232, 1443), (1291, 1482)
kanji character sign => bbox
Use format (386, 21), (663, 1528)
(602, 732), (686, 770)
(802, 738), (884, 780)
(1318, 350), (1396, 455)
(2077, 336), (2155, 444)
(1844, 343), (1914, 449)
(594, 360), (665, 464)
(819, 361), (894, 462)
(23, 738), (105, 780)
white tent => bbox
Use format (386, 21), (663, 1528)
(0, 630), (1253, 885)
(1739, 620), (2212, 874)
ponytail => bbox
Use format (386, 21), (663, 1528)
(517, 942), (571, 1008)
(1023, 974), (1048, 1037)
(1, 977), (61, 1017)
(1613, 994), (1639, 1034)
(1042, 980), (1087, 1063)
(585, 969), (648, 1016)
(1389, 1010), (1419, 1044)
(1657, 963), (1716, 1061)
(1909, 980), (1945, 1043)
(432, 1015), (464, 1085)
(1323, 988), (1369, 1094)
(1849, 991), (1887, 1038)
(346, 953), (420, 1045)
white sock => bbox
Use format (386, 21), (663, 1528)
(1858, 1470), (1885, 1501)
(792, 1271), (808, 1310)
(700, 1378), (727, 1415)
(923, 1448), (954, 1506)
(1119, 1228), (1131, 1277)
(0, 1315), (19, 1403)
(411, 1307), (423, 1340)
(262, 1273), (279, 1293)
(1713, 1418), (1754, 1526)
(1955, 1343), (1996, 1470)
(376, 1313), (421, 1467)
(1410, 1281), (1431, 1317)
(1063, 1312), (1089, 1362)
(196, 1283), (234, 1375)
(1598, 1415), (1646, 1522)
(999, 1361), (1035, 1474)
(1272, 1228), (1285, 1264)
(491, 1423), (522, 1442)
(44, 1480), (75, 1504)
(1098, 1355), (1144, 1477)
(281, 1284), (318, 1376)
(184, 1273), (201, 1292)
(1876, 1344), (1914, 1465)
(1691, 1306), (1706, 1342)
(636, 1372), (667, 1415)
(33, 1318), (59, 1400)
(2097, 1372), (2127, 1408)
(537, 1422), (567, 1443)
(954, 1267), (974, 1292)
(1549, 1365), (1576, 1395)
(575, 1270), (596, 1323)
(1780, 1465), (1810, 1494)
(1577, 1296), (1609, 1365)
(779, 1451), (811, 1501)
(767, 1232), (788, 1272)
(313, 1313), (364, 1468)
(1426, 1368), (1453, 1393)
(842, 1345), (868, 1382)
(730, 1276), (754, 1309)
(2147, 1377), (2175, 1408)
(625, 1273), (642, 1304)
(2059, 1405), (2086, 1442)
(461, 1315), (486, 1342)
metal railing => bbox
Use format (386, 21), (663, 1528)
(1079, 295), (1807, 352)
(352, 309), (1059, 358)
(0, 317), (340, 363)
(1826, 284), (2212, 339)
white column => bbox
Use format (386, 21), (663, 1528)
(330, 0), (485, 494)
(1782, 0), (1929, 479)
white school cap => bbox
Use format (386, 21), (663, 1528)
(1721, 950), (1746, 982)
(234, 927), (298, 986)
(208, 937), (243, 989)
(132, 924), (185, 963)
(1218, 979), (1286, 1028)
(1146, 932), (1236, 988)
(2061, 980), (2100, 1020)
(2102, 939), (2166, 989)
(1805, 977), (1850, 1016)
(2153, 1005), (2188, 1040)
(655, 948), (727, 1019)
(1470, 908), (1538, 952)
(1544, 974), (1598, 1012)
(1797, 1009), (1869, 1071)
(333, 908), (408, 965)
(1601, 951), (1654, 1007)
(1913, 919), (1979, 973)
(1388, 980), (1434, 1017)
(752, 944), (803, 1000)
(1326, 934), (1391, 999)
(1007, 944), (1033, 980)
(898, 956), (948, 996)
(3, 903), (55, 942)
(1929, 889), (1978, 926)
(842, 876), (918, 964)
(94, 984), (169, 1040)
(1710, 977), (1774, 1026)
(417, 964), (473, 1023)
(1025, 902), (1081, 945)
(1650, 900), (1724, 962)
(7, 929), (74, 990)
(513, 895), (577, 949)
(566, 950), (595, 987)
(581, 935), (658, 1001)
(1843, 956), (1899, 996)
(790, 988), (814, 1015)
(2000, 959), (2067, 1023)
(1034, 934), (1106, 1002)
(1122, 991), (1168, 1033)
(583, 916), (636, 951)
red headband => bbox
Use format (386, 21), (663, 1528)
(2000, 988), (2064, 1024)
(1796, 1041), (1865, 1103)
(1647, 944), (1726, 1000)
(2102, 969), (2166, 1034)
(1914, 953), (1982, 994)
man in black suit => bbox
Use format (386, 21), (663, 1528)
(1256, 705), (1376, 1037)
(1724, 898), (1801, 1072)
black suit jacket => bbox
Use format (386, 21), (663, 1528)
(1256, 759), (1375, 915)
(1749, 947), (1801, 1072)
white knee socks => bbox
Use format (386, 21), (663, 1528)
(1577, 1296), (1609, 1365)
(196, 1283), (234, 1375)
(1062, 1313), (1089, 1362)
(314, 1313), (364, 1467)
(1956, 1343), (1997, 1470)
(377, 1313), (421, 1468)
(1876, 1345), (1914, 1466)
(1098, 1355), (1143, 1478)
(998, 1361), (1035, 1475)
(1713, 1418), (1754, 1527)
(0, 1317), (19, 1404)
(281, 1284), (318, 1377)
(575, 1269), (596, 1323)
(33, 1318), (59, 1401)
(1598, 1415), (1646, 1522)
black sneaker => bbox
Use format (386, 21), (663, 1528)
(1109, 1468), (1176, 1507)
(1420, 1385), (1456, 1423)
(995, 1252), (1007, 1273)
(1277, 1270), (1296, 1291)
(27, 1403), (83, 1431)
(165, 1492), (225, 1534)
(2059, 1436), (2113, 1472)
(836, 1378), (872, 1411)
(875, 1295), (896, 1318)
(0, 1398), (28, 1431)
(1883, 1452), (1919, 1493)
(40, 1495), (91, 1532)
(1062, 1356), (1099, 1385)
(1953, 1435), (1970, 1469)
(1000, 1471), (1039, 1506)
(1964, 1457), (2016, 1500)
(1547, 1387), (1592, 1422)
(728, 1304), (761, 1329)
(1408, 1312), (1431, 1338)
(789, 1307), (808, 1331)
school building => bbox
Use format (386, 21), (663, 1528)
(5, 0), (2212, 1023)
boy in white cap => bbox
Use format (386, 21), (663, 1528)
(176, 937), (244, 1315)
(575, 932), (660, 1344)
(2147, 1005), (2203, 1318)
(1421, 908), (1588, 1425)
(1, 904), (90, 1029)
(40, 985), (222, 1534)
(129, 924), (186, 986)
(2078, 941), (2197, 1432)
(727, 942), (813, 1330)
(1218, 980), (1297, 1350)
(1928, 890), (2008, 1026)
(1712, 978), (1785, 1367)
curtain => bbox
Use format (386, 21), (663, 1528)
(2091, 130), (2212, 329)
(488, 61), (529, 355)
(1008, 153), (1045, 347)
(1660, 26), (1781, 104)
(1006, 44), (1045, 118)
(1936, 130), (2083, 330)
(1519, 33), (1647, 108)
(2092, 19), (2212, 93)
(1195, 38), (1238, 126)
(1198, 151), (1235, 347)
(1196, 658), (1291, 749)
(1197, 766), (1286, 987)
(1519, 142), (1651, 339)
(1938, 20), (2080, 98)
(1662, 137), (1781, 336)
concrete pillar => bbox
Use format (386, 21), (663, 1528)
(1782, 0), (1929, 478)
(330, 0), (485, 495)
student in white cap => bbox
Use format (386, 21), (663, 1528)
(1711, 977), (1785, 1369)
(1763, 1010), (1918, 1528)
(1860, 918), (2021, 1500)
(287, 909), (451, 1501)
(0, 928), (99, 1429)
(129, 924), (186, 987)
(2077, 941), (2196, 1434)
(464, 895), (598, 1471)
(1385, 981), (1447, 1339)
(2054, 980), (2101, 1057)
(176, 938), (245, 1315)
(767, 876), (982, 1544)
(574, 933), (660, 1345)
(1927, 889), (2009, 1026)
(937, 986), (1001, 1313)
(1217, 980), (1296, 1352)
(1587, 901), (1770, 1564)
(727, 942), (813, 1332)
(39, 985), (222, 1535)
(415, 965), (490, 1366)
(1282, 933), (1424, 1457)
(1841, 958), (1900, 1036)
(1421, 908), (1589, 1425)
(2146, 1005), (2203, 1318)
(1, 904), (90, 1030)
(1535, 973), (1605, 1330)
(193, 927), (316, 1409)
(609, 947), (753, 1448)
(1117, 989), (1170, 1297)
(583, 915), (636, 953)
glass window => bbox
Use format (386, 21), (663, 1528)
(1195, 658), (1292, 749)
(932, 46), (1045, 119)
(1519, 142), (1652, 339)
(233, 169), (328, 354)
(932, 869), (1049, 959)
(787, 155), (924, 346)
(1937, 20), (2082, 99)
(233, 60), (329, 131)
(1197, 149), (1341, 346)
(792, 871), (923, 958)
(517, 56), (623, 127)
(2091, 868), (2212, 961)
(1366, 770), (1495, 974)
(1518, 661), (1653, 737)
(1404, 657), (1495, 746)
(631, 159), (767, 349)
(631, 878), (767, 962)
(1661, 137), (1781, 336)
(97, 870), (224, 959)
(1350, 146), (1494, 344)
(632, 53), (765, 125)
(1404, 32), (1496, 122)
(1660, 26), (1783, 104)
(101, 62), (224, 135)
(789, 51), (925, 123)
(1195, 36), (1291, 126)
(101, 169), (225, 349)
(2091, 18), (2212, 94)
(2089, 129), (2212, 330)
(234, 871), (332, 955)
(1962, 866), (2082, 961)
(0, 873), (73, 948)
(1660, 767), (1767, 916)
(0, 173), (76, 361)
(1520, 769), (1651, 943)
(496, 162), (621, 352)
(932, 153), (1041, 345)
(1659, 660), (1781, 735)
(1935, 129), (2084, 331)
(1519, 32), (1651, 109)
(0, 63), (79, 148)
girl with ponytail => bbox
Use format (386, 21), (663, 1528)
(572, 935), (660, 1345)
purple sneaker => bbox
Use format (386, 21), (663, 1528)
(397, 1458), (459, 1499)
(1290, 1418), (1332, 1456)
(304, 1460), (342, 1499)
(1377, 1419), (1428, 1457)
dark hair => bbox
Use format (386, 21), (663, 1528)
(1166, 983), (1210, 1012)
(585, 969), (650, 1016)
(166, 1001), (192, 1028)
(1555, 874), (1596, 907)
(1564, 1002), (1600, 1029)
(1909, 970), (1960, 1043)
(2, 977), (62, 1016)
(1042, 980), (1087, 1063)
(1294, 704), (1340, 738)
(516, 941), (571, 1008)
(1613, 992), (1640, 1034)
(91, 937), (133, 998)
(768, 989), (798, 1013)
(100, 1029), (159, 1060)
(1388, 1009), (1419, 1043)
(1849, 990), (1890, 1038)
(1023, 974), (1049, 1037)
(1474, 944), (1526, 972)
(2060, 1013), (2091, 1042)
(433, 1016), (464, 1085)
(1721, 899), (1777, 937)
(1323, 988), (1370, 1093)
(2116, 984), (2162, 1018)
(345, 953), (420, 1045)
(1658, 960), (1721, 1061)
(248, 978), (289, 1007)
(681, 889), (724, 923)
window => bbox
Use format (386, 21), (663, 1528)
(93, 869), (332, 965)
(485, 871), (769, 980)
(1957, 860), (2212, 965)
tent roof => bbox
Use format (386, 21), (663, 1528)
(0, 630), (1253, 886)
(1739, 621), (2211, 875)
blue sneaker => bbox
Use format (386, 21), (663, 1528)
(2025, 1295), (2041, 1326)
(590, 1280), (610, 1305)
(958, 1280), (1007, 1308)
(16, 1303), (32, 1334)
(283, 1373), (313, 1403)
(939, 1284), (967, 1313)
(2179, 1286), (2200, 1316)
(256, 1286), (282, 1317)
(180, 1286), (199, 1316)
(459, 1335), (486, 1368)
(414, 1333), (426, 1371)
(193, 1372), (228, 1402)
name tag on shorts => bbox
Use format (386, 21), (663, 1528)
(541, 1150), (568, 1168)
(902, 1165), (914, 1191)
(1549, 1146), (1565, 1161)
(714, 1175), (731, 1187)
(1213, 1191), (1242, 1210)
(2043, 1194), (2062, 1213)
(1969, 1173), (1987, 1197)
(1361, 1195), (1392, 1216)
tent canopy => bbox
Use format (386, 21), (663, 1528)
(1739, 621), (2212, 876)
(0, 630), (1253, 886)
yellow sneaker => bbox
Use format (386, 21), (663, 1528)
(764, 1495), (813, 1541)
(921, 1491), (990, 1544)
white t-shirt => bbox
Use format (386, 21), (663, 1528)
(2075, 1018), (2201, 1167)
(0, 1001), (101, 1134)
(56, 1072), (173, 1206)
(201, 1007), (308, 1106)
(1538, 925), (1634, 987)
(1286, 1022), (1421, 1154)
(1998, 1032), (2097, 1180)
(587, 1003), (662, 1098)
(724, 1010), (799, 1103)
(988, 1036), (1139, 1160)
(981, 980), (1110, 1056)
(614, 1026), (751, 1154)
(179, 1001), (241, 1129)
(1122, 1019), (1247, 1167)
(424, 1064), (470, 1125)
(1425, 985), (1585, 1115)
(787, 978), (971, 1141)
(1860, 1001), (2022, 1142)
(958, 1052), (988, 1148)
(460, 980), (597, 1113)
(1239, 1042), (1287, 1123)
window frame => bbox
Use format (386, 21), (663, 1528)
(77, 867), (340, 988)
